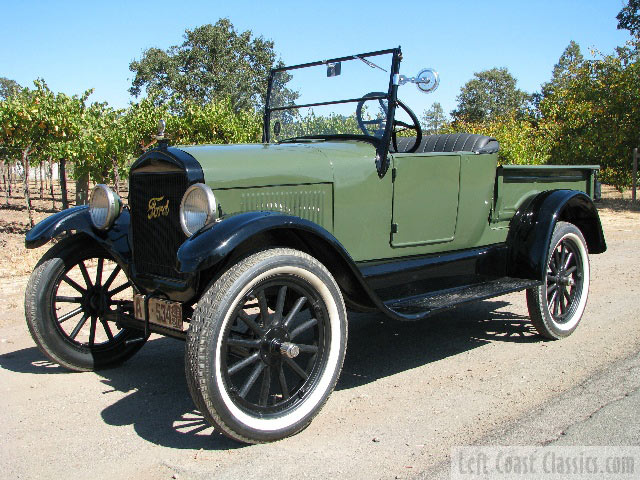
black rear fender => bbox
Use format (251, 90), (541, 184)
(507, 190), (606, 281)
(177, 212), (375, 310)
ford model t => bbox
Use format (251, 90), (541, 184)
(24, 47), (606, 443)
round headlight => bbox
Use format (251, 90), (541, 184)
(179, 183), (217, 236)
(89, 184), (122, 230)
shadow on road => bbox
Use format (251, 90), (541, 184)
(0, 299), (538, 450)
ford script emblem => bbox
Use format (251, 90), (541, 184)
(148, 196), (170, 219)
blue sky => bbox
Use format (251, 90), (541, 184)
(0, 0), (632, 118)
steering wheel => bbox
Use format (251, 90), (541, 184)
(355, 92), (423, 153)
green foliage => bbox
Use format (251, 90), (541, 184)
(539, 45), (640, 188)
(275, 110), (361, 139)
(617, 0), (640, 37)
(448, 115), (553, 165)
(129, 19), (280, 111)
(451, 67), (531, 123)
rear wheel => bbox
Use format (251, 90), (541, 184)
(526, 222), (590, 339)
(185, 248), (347, 443)
(25, 235), (147, 371)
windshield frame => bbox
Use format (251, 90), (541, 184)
(263, 47), (402, 177)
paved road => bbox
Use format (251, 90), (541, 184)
(1, 207), (639, 480)
(422, 349), (640, 479)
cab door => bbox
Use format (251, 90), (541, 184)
(391, 154), (461, 247)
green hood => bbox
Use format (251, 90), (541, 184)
(176, 141), (376, 189)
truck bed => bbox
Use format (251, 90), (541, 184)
(492, 165), (600, 225)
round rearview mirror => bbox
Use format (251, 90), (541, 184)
(416, 68), (439, 94)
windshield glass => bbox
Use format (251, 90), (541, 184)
(267, 50), (395, 142)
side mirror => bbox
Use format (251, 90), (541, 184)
(394, 68), (440, 94)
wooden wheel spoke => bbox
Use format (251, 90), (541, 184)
(283, 297), (307, 328)
(257, 290), (270, 326)
(88, 315), (97, 346)
(100, 318), (114, 341)
(553, 291), (560, 316)
(95, 258), (104, 286)
(58, 306), (84, 324)
(278, 364), (289, 399)
(284, 357), (308, 380)
(546, 283), (557, 296)
(228, 352), (260, 375)
(258, 365), (271, 406)
(563, 252), (574, 270)
(79, 261), (93, 289)
(238, 311), (265, 336)
(274, 286), (287, 323)
(69, 313), (89, 340)
(226, 337), (261, 349)
(239, 362), (265, 399)
(62, 275), (86, 294)
(56, 296), (83, 303)
(565, 265), (577, 275)
(563, 287), (572, 305)
(290, 317), (317, 340)
(109, 281), (131, 296)
(102, 265), (121, 290)
(548, 290), (558, 311)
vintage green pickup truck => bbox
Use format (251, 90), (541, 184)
(24, 47), (606, 443)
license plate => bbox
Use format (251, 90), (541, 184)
(133, 295), (183, 331)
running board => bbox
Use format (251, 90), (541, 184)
(383, 277), (541, 321)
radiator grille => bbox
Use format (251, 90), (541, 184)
(129, 171), (189, 279)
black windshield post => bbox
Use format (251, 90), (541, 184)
(263, 70), (275, 143)
(376, 46), (402, 178)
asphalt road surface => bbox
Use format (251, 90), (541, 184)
(1, 207), (639, 479)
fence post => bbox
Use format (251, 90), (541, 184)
(633, 148), (638, 204)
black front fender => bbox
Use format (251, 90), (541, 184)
(177, 211), (353, 274)
(25, 206), (133, 268)
(507, 189), (606, 281)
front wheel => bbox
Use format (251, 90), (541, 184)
(185, 248), (347, 443)
(526, 222), (590, 339)
(25, 234), (147, 371)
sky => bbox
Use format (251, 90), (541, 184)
(0, 0), (633, 119)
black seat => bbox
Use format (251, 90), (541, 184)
(392, 133), (500, 154)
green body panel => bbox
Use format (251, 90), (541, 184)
(178, 141), (598, 263)
(391, 154), (461, 246)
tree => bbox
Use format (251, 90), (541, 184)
(129, 19), (279, 111)
(617, 0), (640, 37)
(0, 77), (21, 100)
(539, 46), (640, 188)
(421, 102), (448, 134)
(542, 41), (584, 98)
(451, 68), (531, 123)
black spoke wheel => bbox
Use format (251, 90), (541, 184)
(25, 234), (147, 371)
(526, 222), (590, 339)
(185, 248), (347, 444)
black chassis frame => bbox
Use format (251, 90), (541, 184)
(262, 47), (402, 178)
